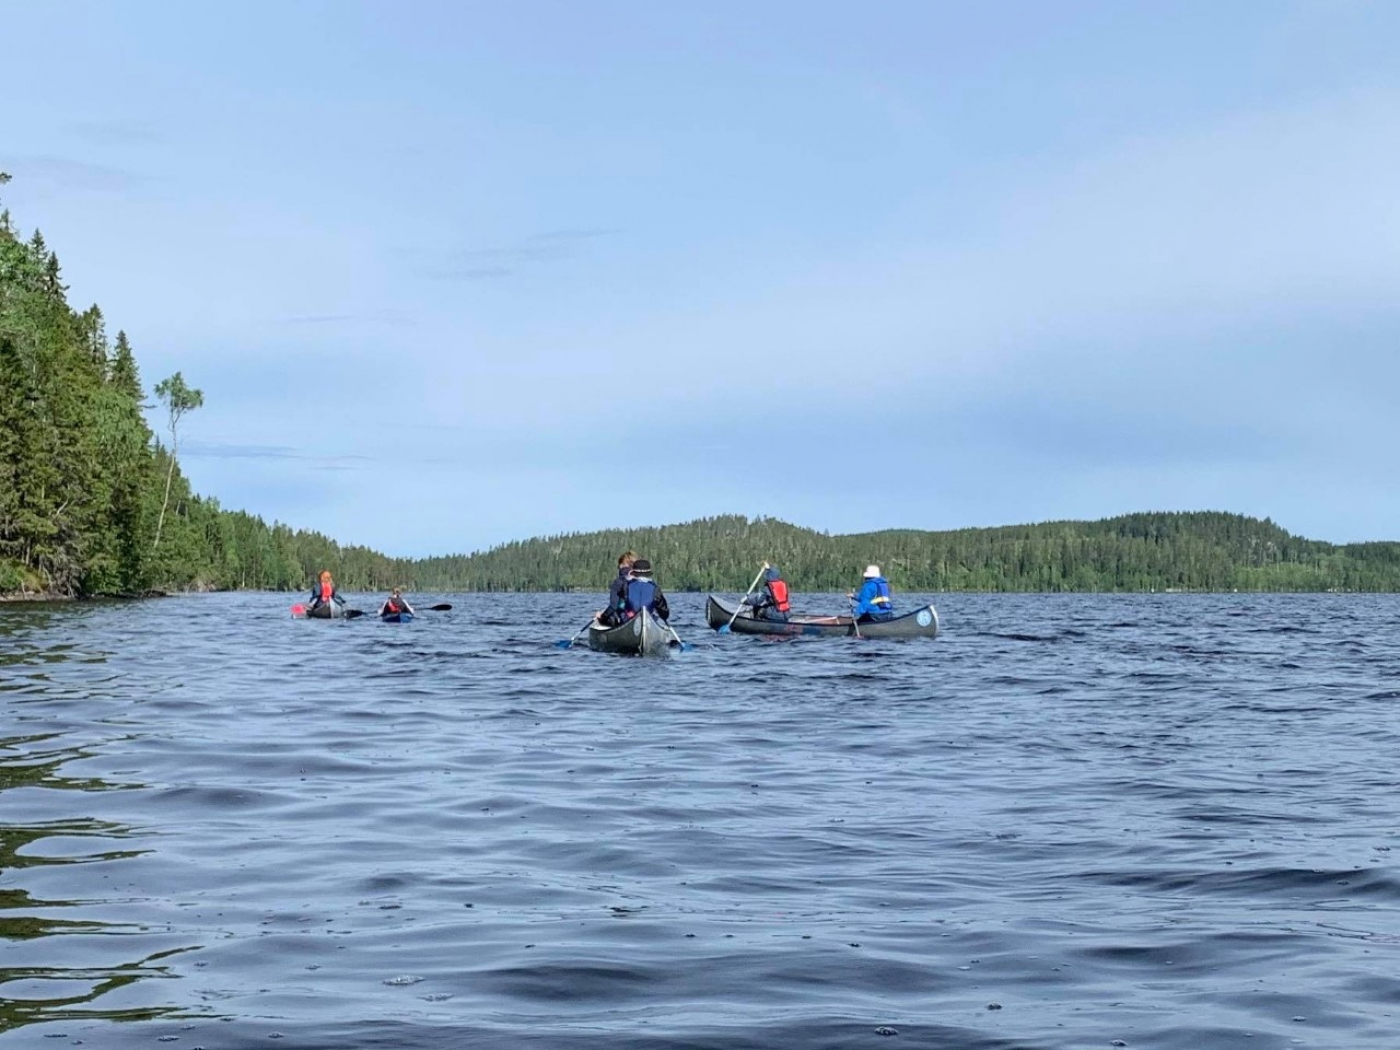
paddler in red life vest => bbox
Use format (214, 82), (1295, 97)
(742, 563), (791, 622)
(378, 587), (415, 617)
(308, 570), (345, 613)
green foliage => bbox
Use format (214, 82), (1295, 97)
(154, 371), (203, 419)
(0, 559), (26, 592)
(404, 512), (1400, 593)
(0, 186), (410, 597)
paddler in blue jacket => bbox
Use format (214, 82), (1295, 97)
(623, 558), (670, 621)
(848, 564), (895, 623)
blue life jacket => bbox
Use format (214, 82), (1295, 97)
(854, 577), (894, 619)
(625, 578), (658, 614)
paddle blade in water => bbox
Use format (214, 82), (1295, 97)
(556, 618), (596, 649)
(717, 623), (731, 634)
(428, 603), (452, 611)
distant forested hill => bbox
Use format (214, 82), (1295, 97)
(408, 512), (1400, 593)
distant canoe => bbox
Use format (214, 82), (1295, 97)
(706, 595), (939, 640)
(380, 610), (414, 623)
(587, 606), (679, 656)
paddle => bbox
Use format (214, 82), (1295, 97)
(555, 618), (597, 648)
(718, 563), (769, 634)
(425, 603), (452, 611)
(663, 621), (693, 652)
(848, 597), (862, 639)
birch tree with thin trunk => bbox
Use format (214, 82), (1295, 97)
(152, 371), (203, 551)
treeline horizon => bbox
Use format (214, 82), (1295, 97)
(401, 511), (1400, 593)
(6, 177), (1400, 598)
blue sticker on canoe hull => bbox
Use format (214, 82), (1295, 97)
(916, 609), (933, 627)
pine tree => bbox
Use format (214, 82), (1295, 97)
(151, 371), (203, 553)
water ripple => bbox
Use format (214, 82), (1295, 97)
(2, 591), (1399, 1048)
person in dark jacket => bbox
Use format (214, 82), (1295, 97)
(308, 570), (345, 612)
(598, 551), (637, 627)
(742, 563), (791, 622)
(623, 558), (670, 621)
(848, 564), (895, 623)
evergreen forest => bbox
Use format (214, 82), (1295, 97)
(4, 176), (1398, 599)
(0, 175), (410, 598)
(409, 512), (1400, 593)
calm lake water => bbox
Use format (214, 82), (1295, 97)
(2, 591), (1399, 1050)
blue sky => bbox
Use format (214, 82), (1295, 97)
(4, 0), (1398, 556)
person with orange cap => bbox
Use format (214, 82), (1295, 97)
(848, 564), (894, 623)
(308, 570), (345, 614)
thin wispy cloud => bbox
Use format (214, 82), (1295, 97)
(421, 228), (617, 281)
(278, 309), (418, 327)
(64, 119), (161, 146)
(1, 154), (138, 193)
(530, 228), (618, 245)
(183, 441), (373, 469)
(427, 265), (514, 281)
(282, 314), (355, 325)
(465, 228), (617, 263)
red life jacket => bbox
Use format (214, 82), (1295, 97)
(320, 581), (333, 602)
(769, 579), (791, 612)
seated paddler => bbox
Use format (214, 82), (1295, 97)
(598, 550), (637, 627)
(742, 563), (791, 622)
(379, 587), (415, 617)
(848, 564), (894, 623)
(623, 558), (671, 622)
(308, 570), (345, 612)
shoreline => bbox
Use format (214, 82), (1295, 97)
(0, 589), (171, 604)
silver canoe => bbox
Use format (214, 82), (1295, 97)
(706, 594), (939, 639)
(587, 606), (680, 656)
